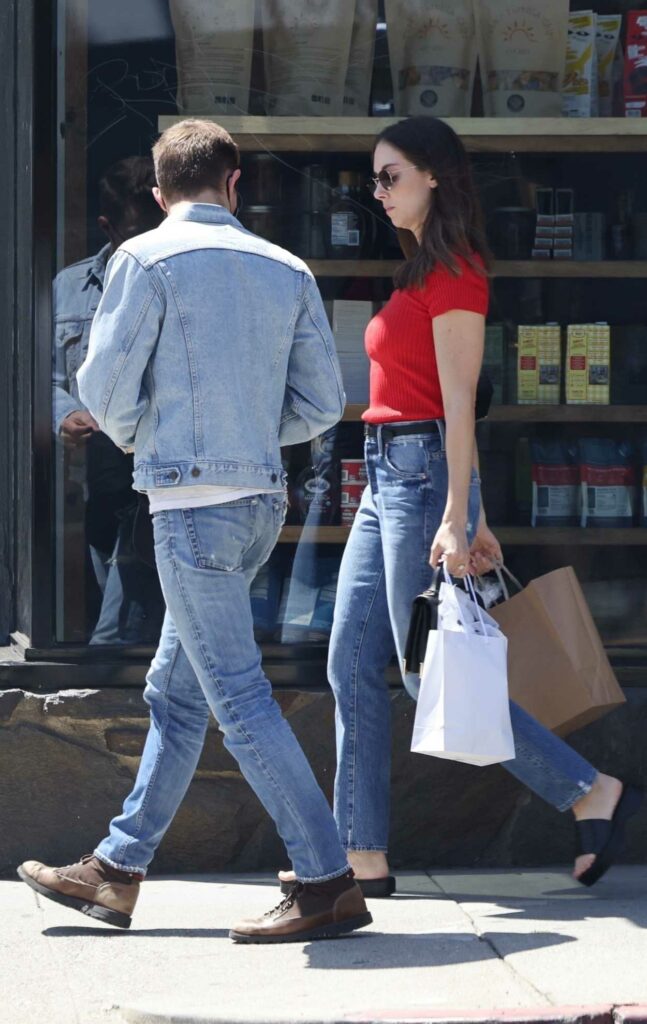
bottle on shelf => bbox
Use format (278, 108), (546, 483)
(327, 171), (370, 260)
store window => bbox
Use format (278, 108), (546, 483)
(51, 0), (647, 654)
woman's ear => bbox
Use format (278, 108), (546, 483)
(429, 176), (439, 190)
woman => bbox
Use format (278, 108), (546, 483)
(280, 116), (639, 896)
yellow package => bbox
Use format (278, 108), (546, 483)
(537, 324), (561, 405)
(566, 325), (589, 404)
(517, 326), (538, 404)
(587, 322), (610, 405)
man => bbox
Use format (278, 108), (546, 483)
(20, 119), (371, 944)
(53, 156), (164, 644)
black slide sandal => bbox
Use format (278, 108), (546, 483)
(575, 784), (643, 888)
(279, 875), (396, 898)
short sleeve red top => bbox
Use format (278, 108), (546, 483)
(363, 254), (489, 424)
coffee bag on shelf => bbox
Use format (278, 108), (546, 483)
(531, 441), (580, 527)
(579, 439), (636, 528)
(596, 14), (621, 117)
(562, 11), (598, 118)
(344, 0), (378, 115)
(170, 0), (255, 115)
(260, 0), (354, 116)
(475, 0), (569, 117)
(385, 0), (477, 117)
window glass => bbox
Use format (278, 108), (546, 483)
(53, 1), (647, 652)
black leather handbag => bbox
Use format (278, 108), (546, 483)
(402, 567), (443, 675)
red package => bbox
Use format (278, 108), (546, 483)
(624, 11), (647, 116)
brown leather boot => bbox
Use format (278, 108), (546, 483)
(17, 854), (141, 929)
(230, 869), (372, 944)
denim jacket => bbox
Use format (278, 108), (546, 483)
(52, 244), (110, 434)
(77, 204), (346, 493)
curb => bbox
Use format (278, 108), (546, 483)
(120, 1005), (647, 1024)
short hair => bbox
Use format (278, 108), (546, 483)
(98, 156), (158, 225)
(152, 119), (240, 202)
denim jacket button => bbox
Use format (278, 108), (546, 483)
(169, 470), (179, 481)
(191, 467), (201, 478)
(270, 472), (278, 483)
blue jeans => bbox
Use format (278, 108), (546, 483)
(328, 426), (597, 852)
(95, 494), (349, 883)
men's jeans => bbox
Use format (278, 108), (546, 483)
(328, 427), (597, 852)
(95, 493), (349, 883)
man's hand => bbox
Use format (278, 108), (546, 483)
(469, 519), (503, 576)
(60, 410), (100, 445)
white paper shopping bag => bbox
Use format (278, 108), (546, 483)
(411, 576), (515, 767)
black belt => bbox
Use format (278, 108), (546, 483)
(364, 420), (441, 442)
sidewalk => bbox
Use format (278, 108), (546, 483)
(3, 867), (647, 1024)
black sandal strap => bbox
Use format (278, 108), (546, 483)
(575, 818), (612, 857)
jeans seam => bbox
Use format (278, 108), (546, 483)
(346, 559), (386, 849)
(166, 515), (332, 878)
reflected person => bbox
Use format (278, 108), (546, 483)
(53, 156), (164, 643)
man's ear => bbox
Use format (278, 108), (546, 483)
(97, 215), (111, 237)
(152, 186), (168, 213)
(429, 176), (439, 190)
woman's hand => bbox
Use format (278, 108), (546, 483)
(469, 520), (503, 576)
(430, 521), (470, 577)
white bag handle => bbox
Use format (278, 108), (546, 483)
(442, 564), (490, 642)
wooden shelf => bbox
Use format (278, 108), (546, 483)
(340, 405), (647, 423)
(279, 526), (350, 544)
(488, 405), (647, 423)
(496, 528), (647, 546)
(279, 525), (647, 546)
(306, 260), (647, 278)
(158, 116), (647, 153)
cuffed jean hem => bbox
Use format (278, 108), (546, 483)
(297, 862), (352, 884)
(345, 846), (388, 853)
(554, 772), (598, 813)
(94, 848), (148, 877)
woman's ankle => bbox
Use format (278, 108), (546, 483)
(347, 850), (389, 878)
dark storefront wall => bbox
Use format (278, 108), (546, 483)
(2, 1), (647, 876)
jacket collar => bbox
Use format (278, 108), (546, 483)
(165, 202), (241, 229)
(83, 243), (111, 291)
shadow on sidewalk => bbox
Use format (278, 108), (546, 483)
(42, 926), (230, 938)
(41, 925), (575, 969)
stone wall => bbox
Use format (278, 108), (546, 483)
(1, 686), (646, 877)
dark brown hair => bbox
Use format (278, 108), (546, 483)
(152, 118), (240, 201)
(373, 116), (490, 289)
(98, 156), (160, 227)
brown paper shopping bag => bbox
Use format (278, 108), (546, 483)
(488, 566), (625, 737)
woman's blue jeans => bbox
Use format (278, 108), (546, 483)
(328, 426), (597, 853)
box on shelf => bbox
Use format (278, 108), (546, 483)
(517, 325), (561, 404)
(332, 300), (373, 404)
(565, 324), (590, 404)
(566, 323), (611, 404)
(483, 323), (505, 404)
(574, 212), (606, 260)
(624, 10), (647, 116)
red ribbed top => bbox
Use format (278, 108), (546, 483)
(363, 254), (489, 424)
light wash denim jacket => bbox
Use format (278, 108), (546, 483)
(52, 244), (110, 434)
(77, 204), (346, 493)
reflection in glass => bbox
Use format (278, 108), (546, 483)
(53, 157), (165, 643)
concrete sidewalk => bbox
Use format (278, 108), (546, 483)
(3, 867), (647, 1024)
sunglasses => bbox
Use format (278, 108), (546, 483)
(367, 164), (420, 195)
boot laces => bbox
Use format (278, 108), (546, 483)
(264, 882), (304, 918)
